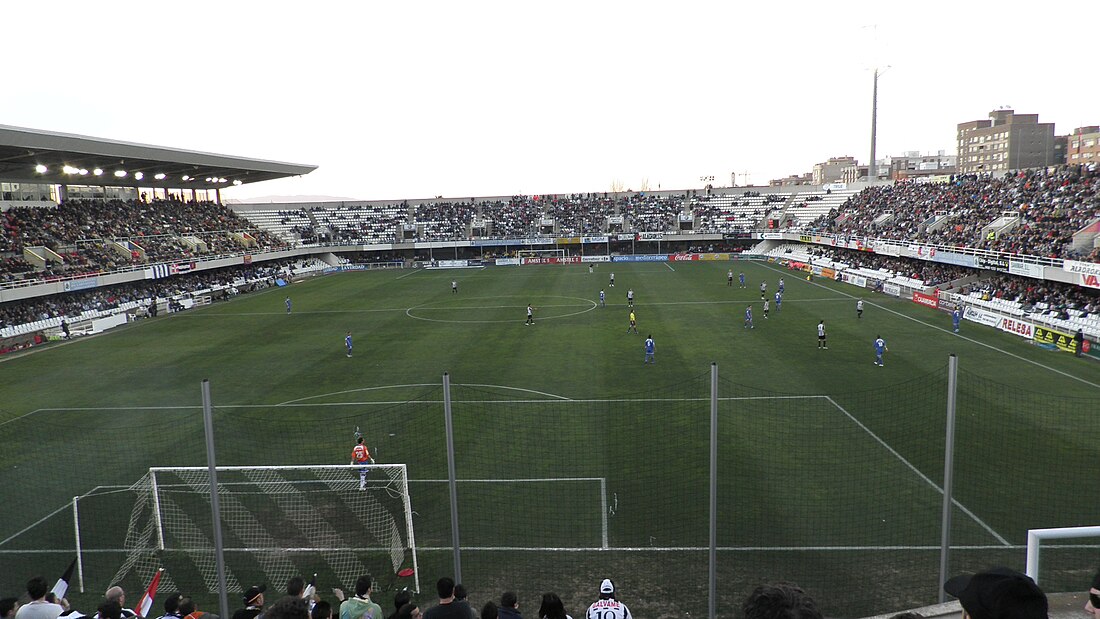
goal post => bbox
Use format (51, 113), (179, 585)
(517, 248), (567, 260)
(113, 464), (419, 594)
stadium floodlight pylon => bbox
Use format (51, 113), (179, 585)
(111, 464), (418, 594)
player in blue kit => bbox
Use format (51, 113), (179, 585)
(774, 291), (782, 312)
(739, 272), (746, 288)
(345, 332), (353, 357)
(778, 278), (785, 294)
(873, 335), (888, 366)
(952, 307), (962, 333)
(644, 335), (655, 364)
(599, 290), (606, 307)
(285, 296), (292, 314)
(744, 305), (754, 329)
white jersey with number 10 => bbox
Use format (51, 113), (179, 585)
(587, 599), (632, 619)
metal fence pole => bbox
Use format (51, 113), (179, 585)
(202, 380), (230, 619)
(443, 372), (462, 582)
(938, 355), (959, 602)
(709, 362), (718, 619)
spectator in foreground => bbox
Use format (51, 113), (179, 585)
(338, 576), (382, 619)
(265, 598), (308, 619)
(387, 592), (412, 619)
(536, 593), (570, 619)
(1084, 567), (1100, 618)
(497, 593), (520, 619)
(584, 580), (630, 619)
(2, 598), (20, 619)
(479, 603), (497, 619)
(451, 586), (474, 619)
(233, 586), (266, 619)
(104, 587), (136, 618)
(393, 604), (419, 619)
(943, 567), (1047, 619)
(157, 593), (183, 619)
(422, 578), (465, 619)
(741, 583), (821, 619)
(310, 601), (332, 619)
(14, 577), (64, 619)
(98, 602), (122, 619)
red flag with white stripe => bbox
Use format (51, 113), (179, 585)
(135, 569), (164, 618)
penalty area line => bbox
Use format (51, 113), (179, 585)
(825, 396), (1010, 547)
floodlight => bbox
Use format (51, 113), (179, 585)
(134, 172), (144, 180)
(232, 180), (242, 186)
(35, 164), (48, 173)
(63, 165), (78, 175)
(93, 168), (103, 176)
(114, 170), (127, 177)
(78, 169), (88, 175)
(154, 173), (166, 180)
(182, 175), (190, 181)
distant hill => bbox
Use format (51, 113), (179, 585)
(226, 195), (359, 204)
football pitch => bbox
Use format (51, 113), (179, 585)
(1, 260), (1098, 618)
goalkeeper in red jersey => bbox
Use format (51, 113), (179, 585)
(351, 436), (374, 490)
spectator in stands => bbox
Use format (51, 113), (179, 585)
(422, 578), (465, 619)
(496, 594), (520, 619)
(233, 586), (266, 619)
(536, 593), (570, 619)
(943, 567), (1046, 619)
(741, 583), (822, 619)
(479, 604), (497, 619)
(14, 577), (64, 619)
(311, 601), (332, 619)
(338, 576), (382, 619)
(264, 598), (308, 619)
(584, 580), (630, 619)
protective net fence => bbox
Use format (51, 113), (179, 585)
(2, 367), (1098, 618)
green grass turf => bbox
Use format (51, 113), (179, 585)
(1, 260), (1097, 618)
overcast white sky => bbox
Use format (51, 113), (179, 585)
(6, 1), (1098, 201)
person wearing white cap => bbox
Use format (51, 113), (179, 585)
(585, 579), (630, 619)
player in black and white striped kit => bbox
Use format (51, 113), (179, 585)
(586, 579), (631, 619)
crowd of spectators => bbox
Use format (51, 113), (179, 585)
(5, 565), (1074, 619)
(794, 246), (975, 287)
(786, 244), (1099, 316)
(0, 260), (302, 332)
(808, 164), (1100, 261)
(0, 199), (287, 284)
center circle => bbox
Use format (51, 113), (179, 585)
(406, 295), (598, 324)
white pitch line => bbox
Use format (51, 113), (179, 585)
(395, 268), (423, 280)
(664, 262), (676, 272)
(758, 262), (1100, 390)
(825, 396), (1010, 546)
(10, 544), (1088, 554)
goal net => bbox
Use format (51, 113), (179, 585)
(517, 248), (566, 260)
(111, 465), (418, 594)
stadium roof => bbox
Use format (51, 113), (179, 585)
(0, 124), (317, 190)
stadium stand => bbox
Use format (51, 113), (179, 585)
(807, 165), (1100, 261)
